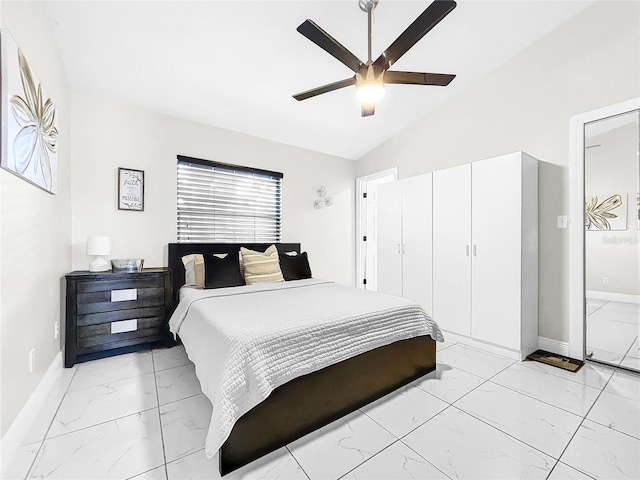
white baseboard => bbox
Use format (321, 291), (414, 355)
(586, 290), (640, 304)
(441, 331), (521, 360)
(537, 336), (570, 357)
(0, 351), (63, 477)
(441, 332), (573, 361)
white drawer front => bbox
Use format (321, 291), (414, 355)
(111, 288), (137, 302)
(111, 319), (138, 334)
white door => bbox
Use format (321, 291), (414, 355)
(364, 175), (394, 291)
(377, 181), (403, 297)
(401, 174), (433, 313)
(433, 164), (472, 336)
(357, 169), (397, 290)
(471, 154), (522, 349)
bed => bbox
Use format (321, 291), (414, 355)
(167, 242), (442, 475)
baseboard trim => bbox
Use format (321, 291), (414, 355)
(0, 351), (63, 476)
(586, 290), (640, 304)
(440, 332), (572, 361)
(537, 336), (570, 357)
(441, 331), (521, 360)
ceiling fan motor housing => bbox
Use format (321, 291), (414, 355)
(356, 63), (384, 87)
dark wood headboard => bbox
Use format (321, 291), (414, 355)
(167, 243), (301, 305)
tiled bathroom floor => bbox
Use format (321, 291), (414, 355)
(586, 299), (640, 370)
(4, 341), (640, 479)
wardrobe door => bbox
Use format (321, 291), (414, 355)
(433, 164), (472, 336)
(377, 181), (403, 297)
(471, 154), (522, 349)
(401, 174), (433, 313)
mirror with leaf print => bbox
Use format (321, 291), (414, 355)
(0, 29), (58, 194)
(584, 109), (640, 371)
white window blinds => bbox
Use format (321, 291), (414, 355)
(177, 156), (282, 243)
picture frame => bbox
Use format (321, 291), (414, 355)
(585, 192), (627, 231)
(1, 28), (59, 194)
(118, 167), (144, 211)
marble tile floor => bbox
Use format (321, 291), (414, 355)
(586, 299), (639, 371)
(4, 341), (640, 480)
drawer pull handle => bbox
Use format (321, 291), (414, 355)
(111, 319), (138, 334)
(111, 289), (137, 302)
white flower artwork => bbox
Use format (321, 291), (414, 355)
(1, 29), (58, 194)
(585, 193), (627, 231)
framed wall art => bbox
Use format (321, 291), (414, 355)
(1, 28), (58, 194)
(118, 167), (144, 211)
(585, 193), (627, 231)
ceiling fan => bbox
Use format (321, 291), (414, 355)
(293, 0), (457, 117)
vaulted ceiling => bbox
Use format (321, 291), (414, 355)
(46, 0), (594, 160)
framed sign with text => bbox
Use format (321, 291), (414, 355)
(118, 168), (144, 211)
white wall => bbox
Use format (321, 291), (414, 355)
(71, 93), (355, 286)
(585, 121), (640, 295)
(355, 0), (640, 343)
(0, 2), (72, 436)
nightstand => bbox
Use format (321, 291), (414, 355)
(64, 268), (173, 367)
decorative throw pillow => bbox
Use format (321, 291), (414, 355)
(240, 245), (285, 285)
(181, 254), (205, 289)
(238, 251), (245, 279)
(203, 252), (244, 289)
(279, 251), (312, 281)
(238, 249), (293, 278)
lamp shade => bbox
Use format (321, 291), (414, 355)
(86, 236), (111, 256)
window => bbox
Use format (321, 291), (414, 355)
(177, 155), (282, 243)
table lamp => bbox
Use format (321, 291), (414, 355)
(87, 236), (111, 272)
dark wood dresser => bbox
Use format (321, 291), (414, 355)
(64, 268), (173, 367)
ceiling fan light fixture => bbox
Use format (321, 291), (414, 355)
(356, 81), (385, 104)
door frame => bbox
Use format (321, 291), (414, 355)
(355, 167), (398, 289)
(568, 97), (640, 360)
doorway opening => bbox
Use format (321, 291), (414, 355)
(355, 168), (398, 291)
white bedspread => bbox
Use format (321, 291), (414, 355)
(168, 278), (443, 458)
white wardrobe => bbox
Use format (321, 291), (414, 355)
(378, 152), (538, 360)
(377, 173), (433, 314)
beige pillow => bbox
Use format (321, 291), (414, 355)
(181, 254), (205, 289)
(240, 245), (284, 285)
(238, 251), (245, 279)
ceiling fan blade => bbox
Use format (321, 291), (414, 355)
(361, 103), (375, 117)
(373, 0), (456, 71)
(384, 71), (455, 86)
(297, 20), (363, 73)
(293, 77), (356, 101)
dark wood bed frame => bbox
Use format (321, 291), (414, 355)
(167, 243), (437, 475)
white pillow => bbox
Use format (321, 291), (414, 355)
(181, 254), (200, 286)
(182, 253), (226, 288)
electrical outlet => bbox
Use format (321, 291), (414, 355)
(29, 348), (36, 373)
(54, 321), (60, 339)
(603, 277), (609, 285)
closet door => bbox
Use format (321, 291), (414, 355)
(471, 154), (522, 349)
(377, 181), (403, 297)
(401, 174), (433, 313)
(433, 164), (472, 336)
